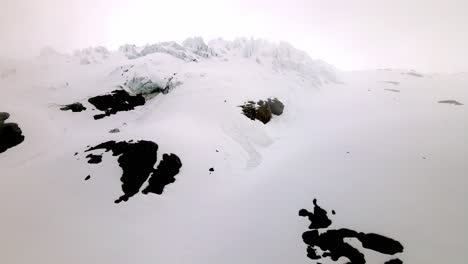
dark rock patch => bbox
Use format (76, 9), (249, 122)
(239, 101), (257, 121)
(60, 102), (86, 112)
(0, 112), (9, 122)
(142, 153), (182, 195)
(267, 98), (285, 115)
(209, 167), (214, 172)
(385, 259), (403, 264)
(438, 100), (463, 106)
(85, 140), (158, 203)
(299, 199), (332, 229)
(299, 199), (404, 263)
(109, 128), (120, 133)
(385, 89), (400, 93)
(85, 175), (91, 181)
(88, 89), (145, 120)
(86, 154), (103, 164)
(256, 100), (272, 124)
(0, 112), (25, 154)
(239, 98), (284, 124)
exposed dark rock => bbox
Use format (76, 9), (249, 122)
(85, 175), (91, 181)
(256, 100), (272, 124)
(209, 167), (214, 172)
(86, 154), (102, 164)
(438, 100), (463, 106)
(85, 140), (158, 203)
(239, 98), (284, 124)
(0, 112), (9, 122)
(109, 128), (120, 133)
(60, 102), (86, 112)
(267, 98), (285, 115)
(88, 89), (145, 120)
(0, 112), (25, 154)
(299, 199), (332, 229)
(299, 199), (404, 263)
(239, 101), (257, 121)
(142, 153), (182, 195)
(385, 259), (403, 264)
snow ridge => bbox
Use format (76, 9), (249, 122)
(38, 37), (337, 85)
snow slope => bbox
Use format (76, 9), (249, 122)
(0, 38), (467, 264)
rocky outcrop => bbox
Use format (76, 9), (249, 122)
(267, 98), (285, 115)
(60, 102), (86, 112)
(299, 199), (404, 263)
(88, 89), (146, 120)
(0, 112), (25, 154)
(142, 153), (182, 195)
(239, 98), (284, 124)
(82, 140), (182, 203)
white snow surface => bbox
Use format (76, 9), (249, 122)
(0, 38), (467, 264)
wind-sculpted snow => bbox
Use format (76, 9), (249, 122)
(83, 141), (182, 203)
(88, 89), (146, 119)
(438, 100), (463, 106)
(74, 46), (110, 65)
(118, 44), (140, 59)
(299, 199), (404, 263)
(0, 68), (16, 79)
(40, 37), (337, 86)
(209, 38), (337, 84)
(379, 81), (400, 85)
(112, 63), (183, 95)
(385, 89), (400, 93)
(402, 72), (424, 78)
(182, 37), (217, 58)
(121, 41), (198, 61)
(114, 37), (337, 85)
(0, 112), (25, 154)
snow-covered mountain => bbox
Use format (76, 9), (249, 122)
(0, 37), (467, 264)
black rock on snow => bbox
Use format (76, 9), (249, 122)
(0, 112), (25, 154)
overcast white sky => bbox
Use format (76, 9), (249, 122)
(1, 0), (467, 73)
